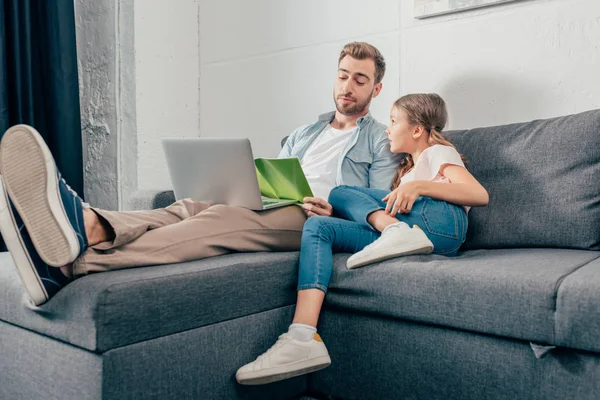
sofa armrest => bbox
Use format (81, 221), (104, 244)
(127, 190), (176, 210)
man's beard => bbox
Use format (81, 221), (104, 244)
(334, 89), (374, 116)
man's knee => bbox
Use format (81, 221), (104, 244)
(206, 204), (251, 218)
(167, 198), (212, 217)
(206, 204), (231, 212)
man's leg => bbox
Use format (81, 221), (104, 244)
(74, 203), (307, 276)
(0, 124), (284, 304)
(85, 197), (214, 249)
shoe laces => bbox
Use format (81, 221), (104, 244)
(60, 175), (79, 198)
(256, 333), (293, 362)
(59, 174), (90, 208)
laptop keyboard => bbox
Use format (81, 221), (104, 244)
(262, 198), (281, 206)
(261, 197), (292, 206)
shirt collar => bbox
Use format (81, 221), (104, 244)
(317, 111), (372, 127)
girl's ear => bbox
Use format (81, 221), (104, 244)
(413, 125), (424, 139)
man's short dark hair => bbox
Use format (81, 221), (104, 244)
(338, 42), (386, 84)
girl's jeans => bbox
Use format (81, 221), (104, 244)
(297, 185), (468, 293)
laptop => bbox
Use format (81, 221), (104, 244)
(162, 138), (307, 210)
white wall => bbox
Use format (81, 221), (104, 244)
(134, 0), (201, 192)
(134, 0), (401, 191)
(199, 0), (401, 159)
(399, 0), (600, 130)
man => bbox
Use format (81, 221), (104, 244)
(0, 42), (402, 306)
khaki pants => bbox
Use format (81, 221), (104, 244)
(72, 199), (307, 277)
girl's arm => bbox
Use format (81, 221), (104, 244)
(417, 164), (489, 207)
(383, 164), (488, 215)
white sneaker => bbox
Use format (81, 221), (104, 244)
(236, 333), (331, 385)
(347, 223), (434, 269)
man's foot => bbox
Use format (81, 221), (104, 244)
(346, 223), (434, 269)
(0, 125), (88, 267)
(236, 333), (331, 385)
(0, 177), (72, 305)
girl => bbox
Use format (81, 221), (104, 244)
(236, 93), (489, 385)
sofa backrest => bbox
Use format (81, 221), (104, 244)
(445, 109), (600, 250)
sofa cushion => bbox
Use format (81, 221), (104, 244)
(324, 248), (600, 351)
(555, 256), (600, 352)
(445, 109), (600, 250)
(0, 251), (299, 352)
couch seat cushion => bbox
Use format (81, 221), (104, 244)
(0, 251), (299, 352)
(555, 256), (600, 352)
(325, 248), (600, 351)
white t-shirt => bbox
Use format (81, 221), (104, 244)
(301, 124), (355, 200)
(401, 144), (470, 212)
(401, 144), (464, 184)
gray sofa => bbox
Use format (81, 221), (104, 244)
(1, 109), (600, 400)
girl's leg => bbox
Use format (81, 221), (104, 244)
(292, 289), (325, 328)
(292, 216), (380, 326)
(236, 216), (379, 385)
(367, 209), (401, 232)
(329, 185), (406, 232)
(347, 197), (469, 268)
(398, 197), (468, 256)
(328, 185), (390, 228)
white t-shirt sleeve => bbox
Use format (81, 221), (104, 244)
(407, 145), (465, 182)
(428, 145), (465, 179)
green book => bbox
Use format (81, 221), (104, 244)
(254, 157), (313, 203)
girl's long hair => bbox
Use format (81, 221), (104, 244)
(390, 93), (466, 190)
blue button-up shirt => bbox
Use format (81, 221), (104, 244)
(279, 111), (403, 191)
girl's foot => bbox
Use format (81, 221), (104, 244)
(236, 332), (331, 385)
(347, 223), (433, 269)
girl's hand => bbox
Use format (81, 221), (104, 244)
(382, 181), (421, 215)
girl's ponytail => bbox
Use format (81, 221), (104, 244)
(391, 155), (414, 190)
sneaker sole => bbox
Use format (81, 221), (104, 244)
(0, 177), (48, 305)
(347, 242), (434, 269)
(236, 355), (331, 385)
(0, 125), (80, 266)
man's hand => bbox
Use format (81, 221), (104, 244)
(301, 197), (333, 217)
(382, 181), (421, 215)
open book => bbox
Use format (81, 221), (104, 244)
(254, 157), (313, 207)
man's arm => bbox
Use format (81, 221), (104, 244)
(369, 134), (404, 190)
(278, 125), (304, 158)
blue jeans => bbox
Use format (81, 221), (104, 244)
(297, 185), (468, 293)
